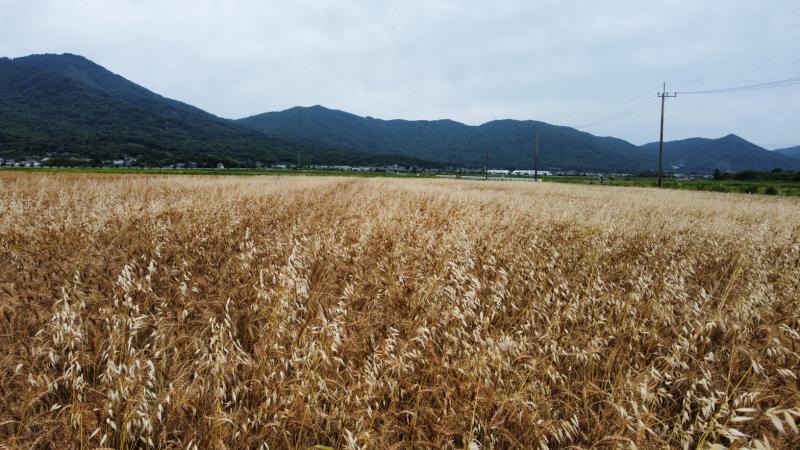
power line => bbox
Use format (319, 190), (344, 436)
(557, 64), (800, 188)
(676, 75), (800, 95)
(568, 64), (799, 141)
(575, 60), (800, 127)
(561, 91), (651, 125)
(669, 57), (800, 85)
(575, 96), (658, 129)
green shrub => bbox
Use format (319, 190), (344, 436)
(743, 186), (759, 194)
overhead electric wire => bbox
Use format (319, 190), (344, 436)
(573, 95), (653, 129)
(669, 57), (800, 85)
(558, 91), (649, 125)
(676, 75), (800, 95)
(575, 96), (658, 129)
(575, 101), (656, 129)
(569, 59), (800, 131)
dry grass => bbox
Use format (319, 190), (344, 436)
(1, 173), (799, 449)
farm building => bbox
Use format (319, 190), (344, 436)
(512, 170), (552, 176)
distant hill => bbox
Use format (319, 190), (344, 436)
(239, 106), (800, 173)
(638, 135), (800, 173)
(775, 145), (800, 161)
(238, 106), (647, 172)
(0, 54), (434, 167)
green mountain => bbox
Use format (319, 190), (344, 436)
(0, 54), (435, 167)
(638, 135), (800, 173)
(238, 106), (800, 173)
(775, 145), (800, 161)
(238, 106), (646, 172)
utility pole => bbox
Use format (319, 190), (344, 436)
(534, 129), (540, 182)
(485, 147), (489, 180)
(657, 82), (677, 187)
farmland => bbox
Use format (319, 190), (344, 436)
(1, 173), (799, 449)
(6, 167), (800, 197)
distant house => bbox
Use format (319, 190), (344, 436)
(487, 169), (510, 175)
(112, 160), (125, 166)
(216, 163), (225, 169)
(512, 169), (552, 176)
(0, 158), (4, 165)
(380, 164), (409, 172)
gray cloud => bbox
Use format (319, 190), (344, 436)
(1, 0), (799, 147)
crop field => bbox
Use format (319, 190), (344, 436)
(1, 173), (800, 449)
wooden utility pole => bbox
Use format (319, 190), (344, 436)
(534, 129), (540, 182)
(657, 82), (677, 187)
(485, 148), (489, 180)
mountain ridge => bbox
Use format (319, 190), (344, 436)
(775, 145), (800, 161)
(238, 105), (649, 172)
(638, 134), (800, 173)
(0, 54), (437, 167)
(238, 105), (800, 173)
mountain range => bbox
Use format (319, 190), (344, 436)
(238, 106), (646, 172)
(638, 135), (800, 173)
(239, 106), (800, 173)
(2, 53), (799, 173)
(0, 54), (434, 167)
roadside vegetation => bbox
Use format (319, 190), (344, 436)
(1, 174), (799, 449)
(545, 175), (800, 196)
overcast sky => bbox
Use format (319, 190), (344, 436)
(2, 0), (799, 148)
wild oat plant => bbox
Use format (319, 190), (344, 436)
(1, 173), (798, 449)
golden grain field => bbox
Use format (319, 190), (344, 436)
(1, 173), (799, 449)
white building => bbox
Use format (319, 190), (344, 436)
(487, 169), (510, 175)
(512, 170), (552, 176)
